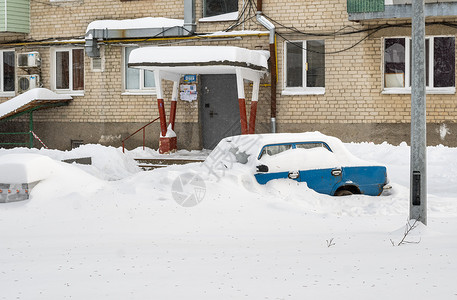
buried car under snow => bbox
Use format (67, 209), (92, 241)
(205, 132), (391, 196)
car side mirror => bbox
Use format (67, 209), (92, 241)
(256, 164), (269, 173)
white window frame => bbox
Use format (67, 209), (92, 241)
(0, 49), (15, 97)
(50, 47), (85, 96)
(122, 46), (156, 95)
(203, 0), (239, 18)
(382, 36), (456, 95)
(282, 40), (325, 96)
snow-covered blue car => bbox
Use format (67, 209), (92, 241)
(207, 132), (391, 196)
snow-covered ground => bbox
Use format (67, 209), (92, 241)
(1, 141), (457, 299)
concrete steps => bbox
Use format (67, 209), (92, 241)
(135, 157), (205, 170)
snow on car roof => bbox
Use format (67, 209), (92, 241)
(0, 154), (59, 183)
(207, 132), (379, 169)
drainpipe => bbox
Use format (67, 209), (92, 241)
(184, 0), (196, 34)
(256, 8), (277, 133)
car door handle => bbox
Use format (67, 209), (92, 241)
(331, 168), (342, 176)
(288, 171), (299, 179)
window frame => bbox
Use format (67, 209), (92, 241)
(50, 47), (85, 96)
(0, 49), (15, 96)
(122, 46), (156, 95)
(382, 36), (456, 94)
(258, 141), (332, 160)
(282, 40), (325, 96)
(203, 0), (239, 18)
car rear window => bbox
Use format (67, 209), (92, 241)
(259, 144), (293, 159)
(295, 142), (331, 151)
(258, 142), (332, 159)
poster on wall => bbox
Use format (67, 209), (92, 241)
(180, 84), (197, 102)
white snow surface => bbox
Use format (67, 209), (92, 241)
(161, 124), (177, 138)
(86, 17), (184, 32)
(1, 139), (457, 299)
(0, 88), (72, 119)
(129, 46), (269, 69)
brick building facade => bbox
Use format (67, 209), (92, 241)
(1, 0), (457, 149)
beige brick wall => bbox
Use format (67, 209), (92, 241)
(30, 0), (184, 40)
(30, 35), (270, 126)
(266, 0), (457, 125)
(2, 0), (457, 148)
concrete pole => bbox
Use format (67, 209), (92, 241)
(410, 0), (427, 225)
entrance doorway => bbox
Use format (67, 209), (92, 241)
(200, 74), (240, 149)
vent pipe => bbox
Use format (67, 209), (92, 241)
(85, 0), (196, 58)
(184, 0), (196, 34)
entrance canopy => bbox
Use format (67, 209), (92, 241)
(128, 46), (270, 152)
(128, 46), (269, 101)
(0, 88), (72, 121)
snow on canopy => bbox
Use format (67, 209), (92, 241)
(0, 88), (72, 120)
(86, 17), (184, 32)
(128, 46), (269, 73)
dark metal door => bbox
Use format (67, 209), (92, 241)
(200, 74), (240, 149)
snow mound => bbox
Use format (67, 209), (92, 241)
(0, 154), (59, 183)
(0, 144), (140, 181)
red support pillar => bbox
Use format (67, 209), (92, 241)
(169, 100), (177, 131)
(157, 98), (167, 137)
(239, 98), (248, 134)
(248, 101), (258, 134)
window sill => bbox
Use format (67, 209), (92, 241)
(382, 87), (456, 95)
(0, 92), (15, 98)
(199, 11), (239, 23)
(281, 87), (325, 96)
(122, 91), (157, 96)
(54, 90), (84, 97)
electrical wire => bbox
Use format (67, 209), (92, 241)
(9, 0), (457, 56)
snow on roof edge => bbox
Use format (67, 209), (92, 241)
(0, 88), (72, 120)
(86, 17), (185, 33)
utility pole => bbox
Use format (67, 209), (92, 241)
(410, 0), (427, 225)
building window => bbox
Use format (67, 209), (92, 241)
(384, 36), (455, 92)
(52, 48), (84, 93)
(283, 40), (325, 95)
(204, 0), (238, 17)
(0, 50), (15, 94)
(124, 47), (155, 93)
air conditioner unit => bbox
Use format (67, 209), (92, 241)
(18, 75), (40, 93)
(17, 52), (41, 68)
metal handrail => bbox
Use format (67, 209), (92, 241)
(122, 117), (160, 153)
(0, 131), (32, 148)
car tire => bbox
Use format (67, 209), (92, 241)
(335, 189), (353, 196)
